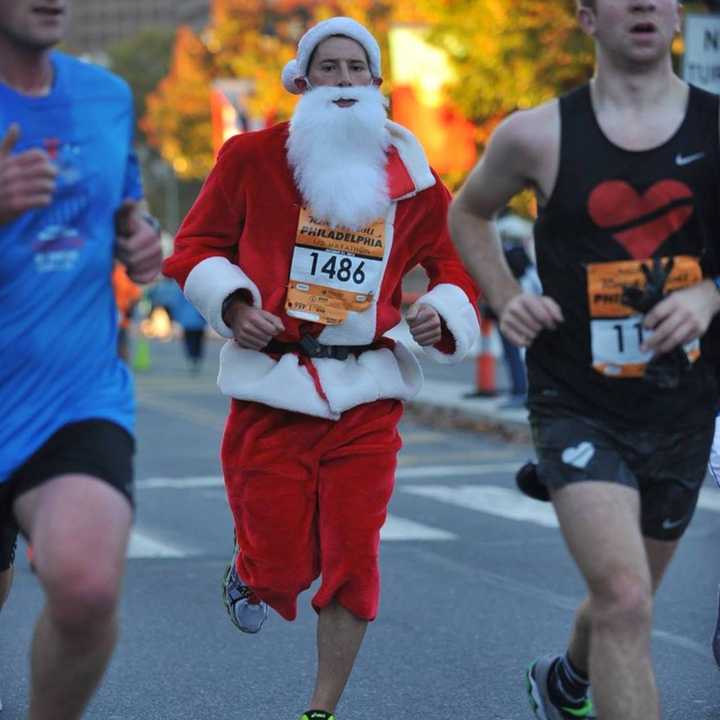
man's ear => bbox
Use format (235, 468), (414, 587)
(373, 77), (383, 87)
(577, 6), (596, 37)
(674, 2), (683, 35)
(294, 77), (309, 92)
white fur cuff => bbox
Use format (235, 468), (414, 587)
(183, 256), (262, 338)
(416, 283), (480, 364)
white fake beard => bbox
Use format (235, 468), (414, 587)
(287, 85), (391, 230)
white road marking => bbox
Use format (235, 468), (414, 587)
(396, 463), (519, 478)
(402, 484), (559, 528)
(381, 514), (456, 541)
(136, 464), (520, 491)
(127, 530), (188, 558)
(138, 476), (223, 489)
(698, 487), (720, 512)
(135, 473), (720, 540)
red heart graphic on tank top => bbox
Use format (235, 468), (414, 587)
(587, 180), (694, 259)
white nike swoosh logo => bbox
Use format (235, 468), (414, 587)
(675, 152), (705, 166)
(661, 516), (686, 530)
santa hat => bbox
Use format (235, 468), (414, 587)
(281, 17), (382, 95)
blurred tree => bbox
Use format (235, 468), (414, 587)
(143, 26), (216, 179)
(142, 0), (422, 180)
(419, 0), (593, 125)
(107, 28), (175, 142)
(411, 0), (593, 209)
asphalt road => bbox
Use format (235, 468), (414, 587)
(1, 338), (719, 719)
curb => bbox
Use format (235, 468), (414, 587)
(406, 380), (531, 443)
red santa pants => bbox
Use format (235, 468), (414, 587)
(221, 398), (403, 622)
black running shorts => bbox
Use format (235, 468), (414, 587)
(0, 420), (135, 570)
(530, 409), (714, 541)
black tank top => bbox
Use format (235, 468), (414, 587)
(528, 83), (720, 428)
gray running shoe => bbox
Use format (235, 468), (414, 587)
(713, 586), (720, 668)
(526, 655), (596, 720)
(221, 537), (268, 634)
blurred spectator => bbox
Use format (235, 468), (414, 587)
(112, 262), (142, 362)
(170, 284), (207, 374)
(496, 212), (541, 408)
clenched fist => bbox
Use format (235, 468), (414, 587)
(0, 123), (58, 225)
(223, 294), (285, 350)
(406, 303), (442, 346)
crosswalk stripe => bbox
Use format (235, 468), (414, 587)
(698, 487), (720, 511)
(139, 476), (222, 489)
(402, 484), (559, 528)
(396, 463), (518, 478)
(137, 464), (520, 490)
(381, 514), (456, 541)
(128, 530), (188, 558)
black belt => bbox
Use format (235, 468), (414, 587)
(266, 335), (376, 360)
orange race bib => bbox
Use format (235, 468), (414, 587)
(586, 255), (702, 378)
(285, 207), (386, 325)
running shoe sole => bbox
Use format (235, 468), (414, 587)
(527, 660), (551, 720)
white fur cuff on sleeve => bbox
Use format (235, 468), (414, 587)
(416, 283), (480, 364)
(183, 256), (262, 338)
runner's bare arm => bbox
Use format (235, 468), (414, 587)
(449, 107), (563, 347)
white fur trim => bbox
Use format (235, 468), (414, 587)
(317, 204), (397, 345)
(216, 340), (423, 420)
(218, 342), (333, 417)
(282, 17), (382, 95)
(415, 283), (480, 364)
(386, 120), (435, 197)
(184, 256), (262, 339)
(281, 59), (301, 94)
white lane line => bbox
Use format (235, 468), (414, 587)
(381, 514), (456, 541)
(127, 530), (188, 558)
(698, 487), (720, 512)
(138, 476), (223, 489)
(396, 463), (518, 478)
(402, 484), (559, 528)
(136, 464), (520, 491)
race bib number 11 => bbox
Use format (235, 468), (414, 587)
(586, 256), (701, 378)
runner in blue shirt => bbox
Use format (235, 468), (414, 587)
(0, 2), (162, 717)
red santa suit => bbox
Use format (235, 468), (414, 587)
(163, 119), (479, 621)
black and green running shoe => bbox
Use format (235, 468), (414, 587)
(527, 655), (596, 719)
(299, 710), (335, 720)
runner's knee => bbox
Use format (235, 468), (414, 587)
(40, 554), (121, 630)
(589, 571), (652, 632)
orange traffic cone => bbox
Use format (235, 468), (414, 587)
(466, 315), (497, 397)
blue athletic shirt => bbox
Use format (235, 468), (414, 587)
(0, 51), (143, 483)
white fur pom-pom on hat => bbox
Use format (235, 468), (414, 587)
(281, 16), (382, 95)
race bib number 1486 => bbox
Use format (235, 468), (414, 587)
(286, 207), (386, 325)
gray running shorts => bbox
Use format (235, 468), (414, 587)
(530, 409), (714, 541)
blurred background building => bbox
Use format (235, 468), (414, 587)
(65, 0), (211, 54)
